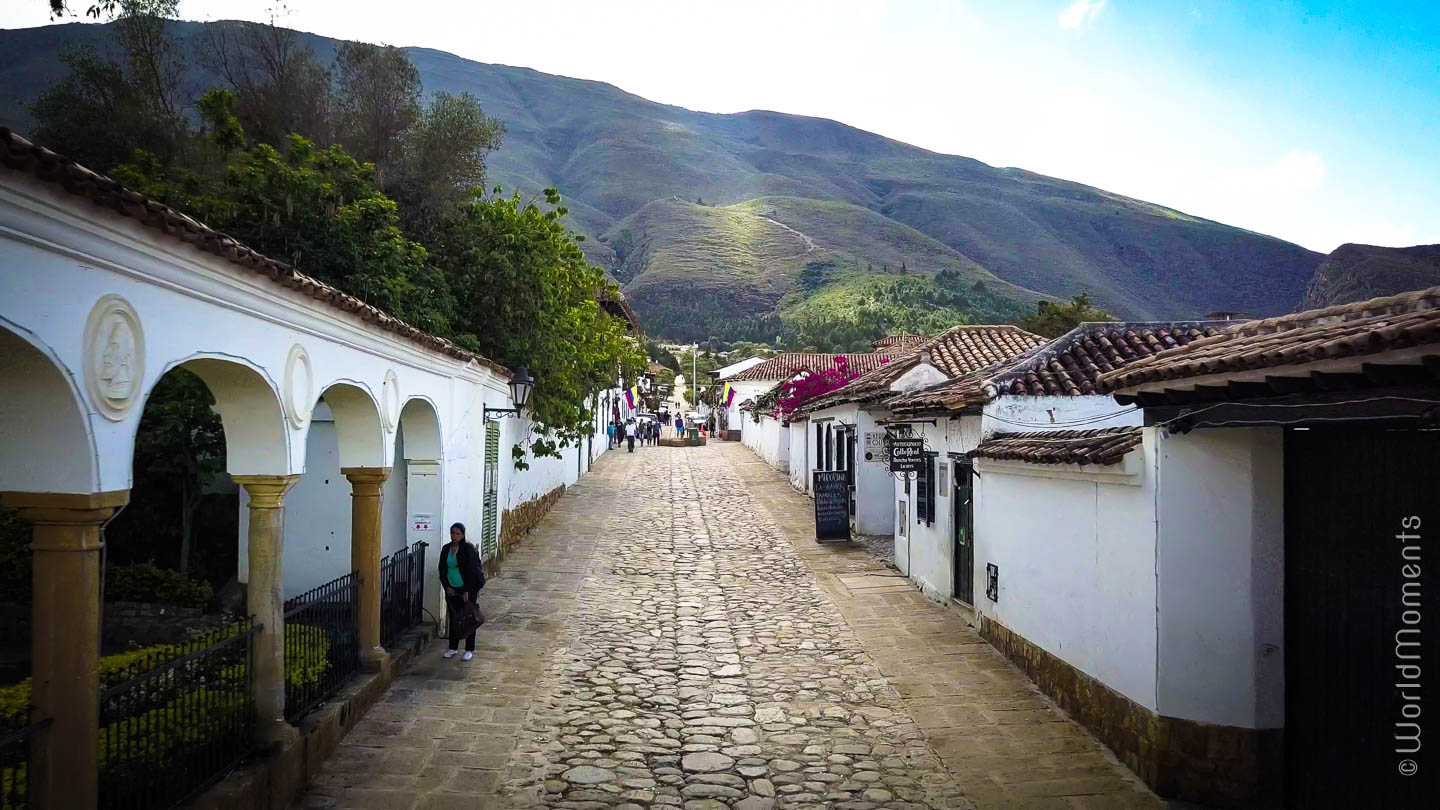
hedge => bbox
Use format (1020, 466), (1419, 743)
(104, 562), (212, 609)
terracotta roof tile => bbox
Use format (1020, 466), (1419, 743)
(794, 325), (1047, 416)
(871, 334), (928, 351)
(888, 322), (1223, 416)
(1100, 286), (1440, 392)
(0, 128), (512, 375)
(970, 426), (1142, 466)
(728, 352), (894, 382)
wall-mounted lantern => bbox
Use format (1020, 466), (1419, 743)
(484, 366), (535, 421)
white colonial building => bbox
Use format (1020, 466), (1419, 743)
(0, 129), (633, 809)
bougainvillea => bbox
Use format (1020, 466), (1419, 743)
(775, 356), (882, 417)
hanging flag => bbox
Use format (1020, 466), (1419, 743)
(723, 383), (736, 407)
(624, 387), (638, 409)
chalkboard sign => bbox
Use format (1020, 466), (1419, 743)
(890, 438), (925, 473)
(813, 470), (851, 542)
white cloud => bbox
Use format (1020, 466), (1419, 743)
(1059, 0), (1107, 29)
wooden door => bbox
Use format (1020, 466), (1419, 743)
(1285, 427), (1438, 808)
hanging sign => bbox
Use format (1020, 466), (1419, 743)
(812, 470), (851, 542)
(410, 513), (435, 532)
(889, 438), (926, 473)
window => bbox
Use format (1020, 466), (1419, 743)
(915, 453), (936, 525)
(816, 423), (824, 469)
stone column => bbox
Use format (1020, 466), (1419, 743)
(342, 467), (390, 671)
(2, 490), (128, 810)
(233, 474), (300, 749)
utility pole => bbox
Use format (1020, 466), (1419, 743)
(691, 343), (698, 411)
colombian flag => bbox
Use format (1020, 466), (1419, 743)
(624, 387), (638, 409)
(723, 383), (736, 407)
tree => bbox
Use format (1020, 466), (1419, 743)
(29, 0), (187, 171)
(390, 91), (504, 235)
(128, 369), (225, 573)
(332, 42), (421, 180)
(198, 14), (334, 149)
(1019, 293), (1115, 338)
(116, 134), (456, 336)
(434, 188), (646, 451)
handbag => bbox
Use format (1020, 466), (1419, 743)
(449, 596), (485, 639)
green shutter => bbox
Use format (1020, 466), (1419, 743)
(481, 422), (500, 559)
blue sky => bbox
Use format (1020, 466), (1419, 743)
(4, 0), (1437, 252)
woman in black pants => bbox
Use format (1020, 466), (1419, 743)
(438, 522), (485, 660)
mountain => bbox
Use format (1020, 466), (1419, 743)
(1300, 243), (1440, 309)
(0, 20), (1327, 340)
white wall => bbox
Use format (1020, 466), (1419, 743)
(972, 430), (1160, 711)
(1155, 427), (1284, 728)
(895, 416), (981, 601)
(853, 408), (895, 535)
(982, 394), (1141, 436)
(787, 419), (809, 492)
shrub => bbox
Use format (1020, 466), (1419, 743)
(105, 562), (213, 609)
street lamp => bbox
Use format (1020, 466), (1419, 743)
(484, 366), (535, 421)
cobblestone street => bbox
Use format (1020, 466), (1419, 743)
(296, 444), (1162, 810)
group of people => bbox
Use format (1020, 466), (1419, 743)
(606, 416), (698, 452)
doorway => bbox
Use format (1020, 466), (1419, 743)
(1284, 426), (1438, 808)
(952, 459), (974, 604)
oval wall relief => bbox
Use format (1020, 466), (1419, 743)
(284, 344), (314, 429)
(83, 295), (145, 421)
(381, 369), (400, 431)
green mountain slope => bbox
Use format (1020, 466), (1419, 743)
(602, 196), (1042, 342)
(0, 20), (1328, 337)
(1299, 243), (1440, 309)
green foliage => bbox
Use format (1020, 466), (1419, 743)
(1019, 293), (1115, 338)
(389, 91), (505, 235)
(434, 189), (647, 450)
(0, 507), (30, 603)
(116, 135), (456, 337)
(333, 41), (421, 172)
(511, 442), (531, 472)
(104, 562), (213, 608)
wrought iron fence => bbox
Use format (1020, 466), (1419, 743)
(380, 542), (427, 647)
(0, 715), (49, 810)
(283, 572), (358, 721)
(97, 618), (259, 810)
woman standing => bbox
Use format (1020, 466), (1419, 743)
(438, 522), (485, 660)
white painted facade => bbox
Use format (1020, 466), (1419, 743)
(964, 421), (1285, 728)
(0, 167), (621, 601)
(786, 418), (808, 492)
(725, 380), (778, 437)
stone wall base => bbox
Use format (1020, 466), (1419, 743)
(191, 625), (432, 810)
(658, 437), (706, 447)
(978, 616), (1282, 808)
(484, 486), (565, 578)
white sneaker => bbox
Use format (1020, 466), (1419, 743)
(462, 651), (474, 661)
(443, 649), (457, 658)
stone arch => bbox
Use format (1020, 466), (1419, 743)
(398, 397), (443, 462)
(316, 381), (387, 469)
(0, 322), (99, 493)
(163, 356), (291, 476)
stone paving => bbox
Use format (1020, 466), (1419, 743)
(294, 443), (1164, 810)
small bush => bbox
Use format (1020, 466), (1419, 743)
(105, 562), (212, 609)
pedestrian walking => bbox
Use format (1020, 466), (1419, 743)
(439, 522), (485, 661)
(607, 421), (616, 448)
(675, 415), (685, 438)
(626, 419), (637, 452)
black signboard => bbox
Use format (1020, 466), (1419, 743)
(812, 470), (851, 542)
(889, 438), (926, 473)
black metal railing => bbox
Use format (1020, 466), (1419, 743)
(379, 542), (427, 647)
(97, 618), (258, 810)
(0, 716), (49, 810)
(283, 572), (358, 721)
